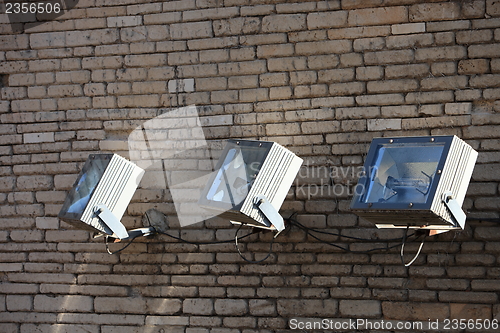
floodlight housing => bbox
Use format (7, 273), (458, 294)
(350, 135), (477, 231)
(199, 139), (303, 233)
(58, 154), (145, 239)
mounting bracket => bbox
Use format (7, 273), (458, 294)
(442, 191), (466, 229)
(254, 195), (285, 235)
(94, 204), (129, 239)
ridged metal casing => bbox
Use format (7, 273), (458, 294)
(352, 135), (478, 230)
(80, 154), (144, 234)
(238, 142), (303, 229)
(430, 135), (478, 226)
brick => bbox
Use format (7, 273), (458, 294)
(117, 95), (160, 108)
(319, 68), (354, 83)
(107, 16), (142, 27)
(257, 44), (294, 58)
(230, 48), (256, 62)
(29, 32), (65, 49)
(296, 40), (352, 55)
(0, 263), (23, 272)
(457, 29), (494, 45)
(382, 302), (449, 321)
(170, 21), (213, 40)
(385, 64), (429, 79)
(356, 66), (384, 81)
(213, 17), (260, 37)
(471, 279), (500, 291)
(353, 37), (385, 52)
(125, 54), (167, 67)
(82, 56), (123, 69)
(121, 27), (148, 43)
(458, 1), (482, 17)
(301, 120), (340, 135)
(199, 49), (228, 63)
(458, 59), (490, 74)
(339, 300), (380, 317)
(57, 313), (143, 326)
(266, 123), (301, 136)
(8, 73), (34, 86)
(307, 11), (347, 29)
(364, 50), (413, 65)
(415, 46), (467, 62)
(486, 0), (500, 16)
(143, 12), (181, 26)
(48, 84), (83, 97)
(439, 291), (498, 303)
(214, 299), (248, 316)
(219, 60), (267, 76)
(387, 34), (434, 50)
(349, 6), (407, 26)
(183, 298), (214, 315)
(277, 299), (337, 316)
(427, 278), (469, 291)
(16, 175), (52, 191)
(6, 295), (32, 311)
(421, 76), (468, 90)
(470, 74), (500, 88)
(410, 2), (461, 22)
(262, 14), (306, 33)
(336, 106), (379, 120)
(36, 217), (59, 230)
(65, 29), (120, 47)
(307, 54), (339, 70)
(402, 115), (470, 130)
(392, 22), (426, 35)
(445, 102), (472, 115)
(415, 104), (443, 116)
(357, 94), (404, 106)
(55, 71), (91, 84)
(367, 119), (401, 131)
(94, 297), (146, 314)
(34, 295), (93, 312)
(406, 91), (454, 104)
(367, 79), (418, 94)
(468, 43), (500, 58)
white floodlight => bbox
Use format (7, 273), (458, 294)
(350, 136), (478, 232)
(199, 139), (303, 234)
(58, 154), (151, 240)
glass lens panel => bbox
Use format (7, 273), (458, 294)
(205, 143), (268, 208)
(60, 156), (110, 218)
(362, 143), (445, 205)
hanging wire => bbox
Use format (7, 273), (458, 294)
(286, 213), (423, 255)
(107, 210), (427, 264)
(143, 211), (256, 245)
(234, 223), (275, 264)
(400, 226), (427, 267)
(105, 235), (137, 255)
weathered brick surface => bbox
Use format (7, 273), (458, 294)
(1, 0), (500, 331)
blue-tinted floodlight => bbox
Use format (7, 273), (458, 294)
(199, 139), (303, 234)
(58, 154), (149, 239)
(350, 136), (478, 231)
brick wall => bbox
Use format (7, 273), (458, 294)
(1, 0), (500, 331)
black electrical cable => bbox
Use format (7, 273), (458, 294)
(105, 235), (137, 255)
(153, 227), (255, 245)
(288, 218), (423, 254)
(289, 218), (417, 242)
(234, 223), (275, 264)
(400, 226), (426, 267)
(143, 210), (257, 245)
(112, 210), (425, 258)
